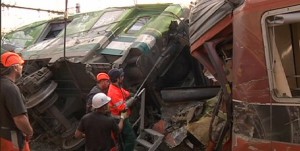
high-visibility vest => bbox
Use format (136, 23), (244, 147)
(0, 137), (30, 151)
(107, 84), (131, 116)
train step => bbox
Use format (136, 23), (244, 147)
(136, 128), (164, 151)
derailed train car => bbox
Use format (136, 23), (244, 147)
(2, 16), (71, 51)
(189, 0), (300, 150)
(2, 4), (220, 150)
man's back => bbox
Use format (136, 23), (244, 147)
(77, 112), (118, 151)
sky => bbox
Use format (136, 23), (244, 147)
(1, 0), (192, 33)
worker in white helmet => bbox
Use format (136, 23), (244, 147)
(75, 93), (127, 151)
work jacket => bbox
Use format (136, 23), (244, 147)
(107, 84), (131, 116)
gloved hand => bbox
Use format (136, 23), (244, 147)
(120, 111), (128, 119)
(126, 97), (137, 108)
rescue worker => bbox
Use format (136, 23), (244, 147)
(86, 72), (110, 113)
(107, 68), (137, 151)
(0, 52), (33, 151)
(75, 93), (127, 151)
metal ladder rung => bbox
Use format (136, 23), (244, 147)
(135, 89), (164, 151)
(144, 128), (164, 137)
(136, 138), (153, 148)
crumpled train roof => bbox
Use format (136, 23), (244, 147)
(189, 0), (244, 45)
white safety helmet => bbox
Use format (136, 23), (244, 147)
(92, 93), (111, 109)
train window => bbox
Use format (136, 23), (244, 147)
(263, 7), (300, 100)
(59, 11), (102, 36)
(38, 22), (69, 42)
(92, 10), (124, 32)
(3, 22), (46, 48)
(126, 16), (151, 34)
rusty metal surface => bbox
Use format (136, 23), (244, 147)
(190, 0), (300, 103)
(233, 101), (300, 149)
(190, 1), (300, 150)
(233, 134), (300, 151)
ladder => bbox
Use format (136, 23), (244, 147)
(136, 128), (164, 151)
(133, 88), (164, 151)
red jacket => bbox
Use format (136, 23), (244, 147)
(107, 84), (130, 116)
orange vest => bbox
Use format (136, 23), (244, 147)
(107, 84), (130, 116)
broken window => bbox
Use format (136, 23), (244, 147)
(38, 21), (70, 42)
(59, 11), (102, 36)
(3, 21), (47, 48)
(263, 7), (300, 99)
(92, 10), (124, 33)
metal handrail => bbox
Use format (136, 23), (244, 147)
(132, 88), (146, 131)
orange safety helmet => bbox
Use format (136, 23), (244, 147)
(96, 73), (110, 81)
(1, 52), (24, 67)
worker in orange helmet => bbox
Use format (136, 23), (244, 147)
(86, 72), (110, 113)
(0, 52), (33, 151)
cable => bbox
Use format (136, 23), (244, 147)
(1, 3), (64, 14)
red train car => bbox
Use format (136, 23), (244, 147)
(189, 0), (300, 150)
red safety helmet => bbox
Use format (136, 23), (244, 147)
(96, 73), (110, 81)
(1, 52), (24, 67)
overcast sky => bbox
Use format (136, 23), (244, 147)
(1, 0), (192, 32)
